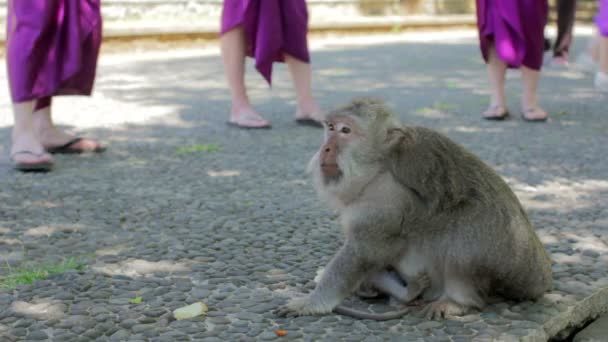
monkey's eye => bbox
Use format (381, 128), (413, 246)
(340, 127), (351, 134)
(327, 123), (335, 131)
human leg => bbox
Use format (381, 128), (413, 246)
(221, 27), (270, 128)
(30, 101), (105, 153)
(285, 54), (323, 125)
(10, 100), (53, 170)
(595, 35), (608, 91)
(521, 67), (548, 121)
(552, 0), (577, 63)
(482, 43), (509, 120)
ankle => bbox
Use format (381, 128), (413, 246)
(296, 100), (321, 115)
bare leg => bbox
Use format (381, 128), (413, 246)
(590, 35), (602, 62)
(482, 43), (509, 119)
(221, 26), (270, 127)
(33, 105), (104, 151)
(595, 35), (608, 91)
(598, 36), (608, 74)
(10, 101), (53, 165)
(285, 54), (323, 121)
(521, 66), (548, 120)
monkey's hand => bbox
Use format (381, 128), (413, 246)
(275, 295), (334, 317)
(403, 272), (431, 303)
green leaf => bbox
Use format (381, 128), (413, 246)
(176, 144), (221, 156)
(130, 296), (142, 304)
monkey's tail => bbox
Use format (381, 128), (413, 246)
(333, 305), (411, 321)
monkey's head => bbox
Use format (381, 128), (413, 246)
(309, 97), (410, 203)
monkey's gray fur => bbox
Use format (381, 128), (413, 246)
(276, 97), (553, 320)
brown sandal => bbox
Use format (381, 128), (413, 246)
(482, 105), (510, 121)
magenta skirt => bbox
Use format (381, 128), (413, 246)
(221, 0), (310, 85)
(476, 0), (548, 70)
(597, 0), (608, 37)
(6, 0), (102, 109)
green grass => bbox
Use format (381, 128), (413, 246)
(1, 258), (86, 290)
(445, 81), (459, 89)
(175, 144), (221, 156)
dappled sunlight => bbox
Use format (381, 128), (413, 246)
(508, 177), (608, 212)
(538, 232), (559, 245)
(543, 70), (587, 80)
(552, 252), (587, 266)
(207, 170), (241, 177)
(318, 68), (354, 76)
(95, 244), (129, 257)
(11, 299), (66, 320)
(450, 125), (504, 133)
(563, 233), (608, 255)
(93, 258), (191, 277)
(0, 237), (22, 246)
(568, 89), (602, 100)
(49, 95), (180, 129)
(25, 226), (57, 237)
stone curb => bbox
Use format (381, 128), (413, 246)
(0, 15), (476, 42)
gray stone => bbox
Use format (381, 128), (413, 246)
(574, 315), (608, 342)
(26, 330), (48, 340)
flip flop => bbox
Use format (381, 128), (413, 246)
(521, 107), (548, 123)
(482, 105), (510, 121)
(11, 151), (53, 172)
(46, 137), (106, 154)
(295, 117), (324, 128)
(226, 114), (272, 129)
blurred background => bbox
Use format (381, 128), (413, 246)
(0, 0), (601, 43)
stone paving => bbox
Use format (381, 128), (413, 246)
(0, 30), (607, 341)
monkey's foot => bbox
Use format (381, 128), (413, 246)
(275, 296), (334, 317)
(422, 299), (468, 320)
(403, 273), (431, 302)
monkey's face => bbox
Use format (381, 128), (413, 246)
(319, 116), (363, 184)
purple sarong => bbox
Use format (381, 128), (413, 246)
(597, 0), (608, 37)
(6, 0), (102, 109)
(476, 0), (548, 70)
(221, 0), (310, 85)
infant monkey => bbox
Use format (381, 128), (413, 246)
(335, 271), (430, 320)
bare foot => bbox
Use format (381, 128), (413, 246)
(295, 102), (324, 122)
(295, 103), (324, 128)
(11, 129), (53, 168)
(38, 125), (105, 153)
(521, 106), (548, 122)
(482, 104), (509, 120)
(229, 106), (271, 129)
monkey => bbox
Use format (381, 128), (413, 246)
(333, 269), (430, 320)
(276, 97), (553, 320)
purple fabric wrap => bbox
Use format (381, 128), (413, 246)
(221, 0), (310, 85)
(476, 0), (548, 70)
(597, 0), (608, 37)
(6, 0), (102, 109)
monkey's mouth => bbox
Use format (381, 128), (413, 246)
(321, 163), (342, 182)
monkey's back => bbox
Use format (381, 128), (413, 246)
(391, 126), (553, 300)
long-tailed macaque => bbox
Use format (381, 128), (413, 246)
(276, 97), (552, 320)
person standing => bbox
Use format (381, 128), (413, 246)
(476, 0), (549, 122)
(549, 0), (577, 66)
(7, 0), (106, 172)
(220, 0), (323, 129)
(595, 0), (608, 91)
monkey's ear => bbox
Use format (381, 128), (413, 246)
(385, 127), (414, 151)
